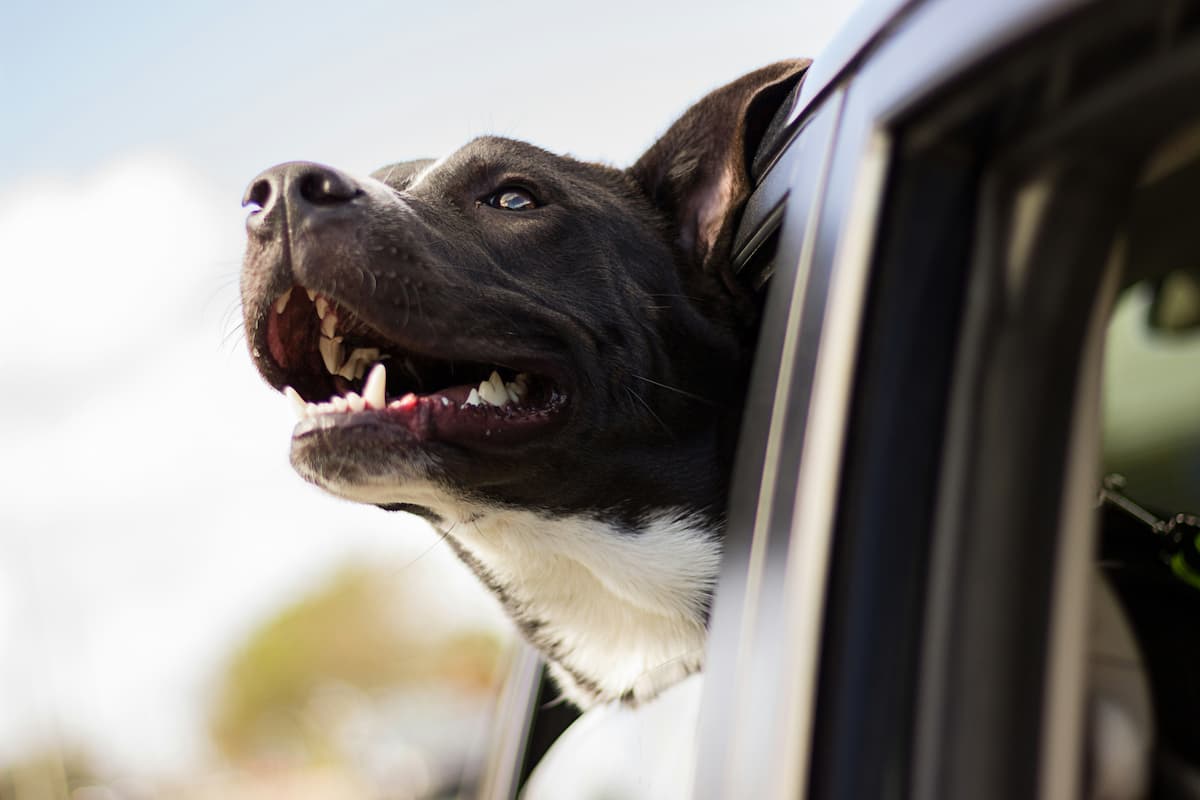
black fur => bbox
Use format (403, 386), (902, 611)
(241, 61), (809, 527)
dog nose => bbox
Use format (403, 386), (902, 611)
(242, 162), (361, 237)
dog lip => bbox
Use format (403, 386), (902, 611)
(289, 380), (570, 451)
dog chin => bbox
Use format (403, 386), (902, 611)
(289, 429), (448, 507)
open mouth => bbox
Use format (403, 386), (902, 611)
(261, 286), (568, 447)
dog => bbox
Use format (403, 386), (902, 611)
(240, 60), (810, 708)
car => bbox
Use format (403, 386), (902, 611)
(474, 0), (1200, 796)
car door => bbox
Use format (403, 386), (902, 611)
(699, 0), (1200, 799)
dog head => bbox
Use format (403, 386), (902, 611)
(240, 60), (809, 529)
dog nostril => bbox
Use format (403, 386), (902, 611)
(298, 169), (359, 206)
(242, 177), (274, 210)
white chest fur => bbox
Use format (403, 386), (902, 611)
(310, 473), (721, 706)
(443, 508), (722, 707)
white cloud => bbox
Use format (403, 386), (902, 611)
(0, 154), (238, 370)
(0, 156), (507, 773)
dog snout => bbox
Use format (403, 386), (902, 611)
(242, 162), (361, 238)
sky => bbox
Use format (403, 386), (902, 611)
(0, 0), (862, 778)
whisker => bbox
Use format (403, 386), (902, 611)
(412, 282), (426, 326)
(391, 521), (456, 574)
(624, 386), (674, 439)
(219, 320), (247, 354)
(646, 293), (703, 302)
(632, 374), (716, 406)
(540, 693), (572, 710)
(399, 281), (412, 328)
(633, 647), (704, 687)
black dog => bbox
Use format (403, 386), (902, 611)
(240, 60), (810, 708)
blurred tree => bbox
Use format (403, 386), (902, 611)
(209, 563), (502, 764)
(0, 747), (93, 800)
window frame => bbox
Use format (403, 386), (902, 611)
(700, 0), (1200, 798)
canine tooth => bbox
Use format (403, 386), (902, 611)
(465, 388), (482, 407)
(306, 288), (317, 301)
(321, 312), (338, 338)
(284, 386), (307, 420)
(363, 364), (387, 409)
(319, 337), (345, 375)
(478, 378), (507, 407)
(346, 392), (366, 412)
(315, 296), (330, 319)
(273, 288), (293, 314)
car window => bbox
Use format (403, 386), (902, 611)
(1097, 117), (1200, 795)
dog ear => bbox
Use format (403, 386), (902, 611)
(630, 59), (811, 285)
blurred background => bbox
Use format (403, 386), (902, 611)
(0, 2), (859, 797)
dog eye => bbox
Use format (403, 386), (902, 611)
(485, 188), (538, 211)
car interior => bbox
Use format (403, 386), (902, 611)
(1098, 116), (1200, 798)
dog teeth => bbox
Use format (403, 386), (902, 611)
(320, 312), (338, 338)
(478, 372), (509, 407)
(506, 378), (527, 403)
(337, 347), (380, 381)
(306, 288), (317, 301)
(286, 348), (534, 422)
(273, 288), (293, 315)
(461, 370), (530, 408)
(319, 336), (345, 375)
(363, 363), (387, 409)
(284, 386), (307, 420)
(315, 296), (330, 319)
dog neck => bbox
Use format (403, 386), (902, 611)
(438, 506), (722, 707)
